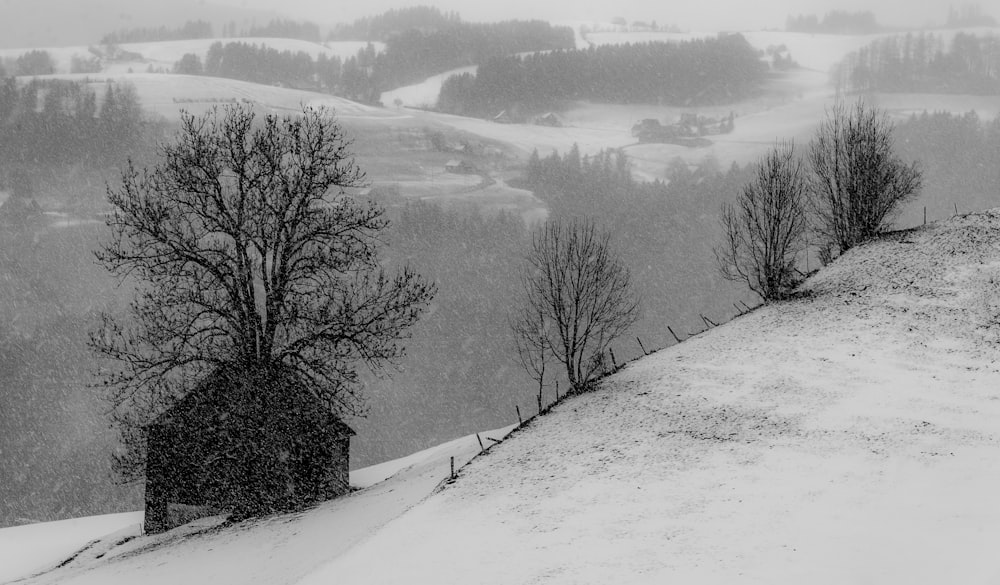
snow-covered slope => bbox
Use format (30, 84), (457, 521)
(10, 210), (1000, 584)
(388, 27), (1000, 176)
(380, 65), (477, 109)
(0, 512), (143, 584)
(300, 210), (1000, 584)
(0, 39), (383, 76)
(22, 72), (404, 122)
(1, 425), (515, 584)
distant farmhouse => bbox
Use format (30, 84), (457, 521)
(631, 112), (735, 146)
(492, 110), (513, 124)
(444, 159), (479, 174)
(533, 112), (562, 127)
(144, 365), (354, 533)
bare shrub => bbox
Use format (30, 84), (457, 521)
(716, 141), (808, 301)
(809, 99), (922, 255)
(511, 218), (640, 392)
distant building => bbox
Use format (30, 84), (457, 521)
(444, 159), (478, 174)
(492, 110), (512, 124)
(533, 112), (562, 127)
(144, 365), (354, 533)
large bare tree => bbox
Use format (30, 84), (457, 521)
(716, 141), (808, 301)
(511, 218), (639, 393)
(809, 99), (922, 255)
(91, 104), (435, 480)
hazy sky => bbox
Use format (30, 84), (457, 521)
(214, 0), (957, 31)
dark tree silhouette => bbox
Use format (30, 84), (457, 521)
(716, 142), (808, 301)
(511, 218), (639, 392)
(809, 100), (922, 256)
(91, 104), (435, 481)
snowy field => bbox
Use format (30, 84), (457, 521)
(300, 210), (1000, 584)
(380, 65), (476, 109)
(23, 72), (405, 122)
(10, 27), (1000, 180)
(0, 39), (383, 75)
(584, 27), (1000, 74)
(411, 27), (1000, 178)
(9, 209), (1000, 583)
(0, 425), (516, 584)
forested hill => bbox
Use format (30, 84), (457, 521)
(437, 34), (768, 119)
(327, 6), (463, 41)
(0, 77), (144, 169)
(834, 31), (1000, 94)
(172, 7), (574, 103)
(374, 19), (574, 92)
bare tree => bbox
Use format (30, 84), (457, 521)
(511, 218), (639, 393)
(510, 303), (551, 401)
(809, 99), (922, 255)
(716, 141), (808, 301)
(91, 104), (435, 480)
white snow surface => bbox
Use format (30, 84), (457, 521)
(380, 65), (477, 109)
(1, 425), (515, 584)
(391, 28), (1000, 175)
(0, 39), (383, 75)
(19, 73), (405, 122)
(11, 29), (1000, 179)
(0, 512), (143, 584)
(304, 210), (1000, 584)
(9, 211), (1000, 583)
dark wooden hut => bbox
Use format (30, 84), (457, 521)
(144, 365), (354, 533)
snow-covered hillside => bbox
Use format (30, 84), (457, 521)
(296, 211), (1000, 584)
(10, 27), (1000, 179)
(1, 425), (515, 584)
(383, 27), (1000, 178)
(380, 65), (476, 109)
(24, 72), (403, 121)
(9, 210), (1000, 584)
(0, 39), (383, 76)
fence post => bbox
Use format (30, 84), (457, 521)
(637, 337), (648, 355)
(476, 433), (484, 453)
(667, 325), (682, 344)
(516, 405), (522, 426)
(450, 456), (455, 480)
(609, 348), (618, 370)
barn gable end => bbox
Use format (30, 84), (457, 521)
(143, 365), (354, 534)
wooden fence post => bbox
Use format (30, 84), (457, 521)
(450, 456), (455, 480)
(516, 405), (522, 426)
(637, 337), (648, 355)
(668, 325), (682, 344)
(609, 348), (618, 370)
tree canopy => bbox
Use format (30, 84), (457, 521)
(92, 104), (435, 480)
